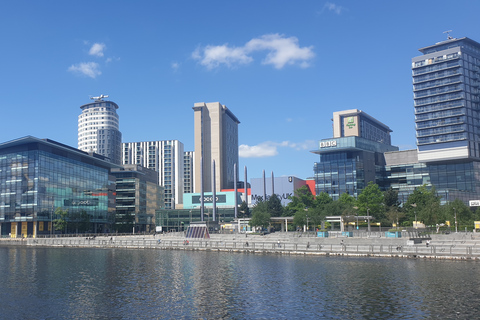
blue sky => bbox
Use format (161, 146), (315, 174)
(1, 1), (480, 180)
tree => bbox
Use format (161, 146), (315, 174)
(239, 201), (250, 218)
(338, 193), (355, 207)
(314, 192), (333, 208)
(384, 187), (400, 208)
(405, 185), (442, 226)
(444, 199), (472, 229)
(267, 194), (283, 217)
(383, 187), (403, 227)
(285, 185), (314, 216)
(356, 182), (385, 221)
(249, 198), (271, 230)
(54, 207), (68, 234)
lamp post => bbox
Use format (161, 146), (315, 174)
(306, 214), (309, 233)
(454, 207), (458, 233)
(367, 208), (371, 233)
(353, 206), (359, 230)
(411, 203), (417, 229)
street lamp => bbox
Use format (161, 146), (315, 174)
(306, 214), (309, 233)
(367, 208), (371, 233)
(454, 207), (458, 233)
(411, 203), (417, 229)
(353, 206), (359, 230)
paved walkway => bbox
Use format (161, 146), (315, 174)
(2, 232), (480, 260)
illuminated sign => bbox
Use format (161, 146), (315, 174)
(320, 140), (337, 148)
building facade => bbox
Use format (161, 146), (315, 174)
(78, 96), (122, 164)
(193, 102), (240, 193)
(250, 176), (309, 206)
(413, 37), (480, 162)
(312, 110), (398, 200)
(0, 136), (119, 237)
(375, 36), (480, 205)
(111, 164), (164, 233)
(183, 151), (195, 194)
(122, 140), (184, 209)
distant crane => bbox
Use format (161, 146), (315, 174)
(90, 94), (109, 101)
(443, 30), (453, 40)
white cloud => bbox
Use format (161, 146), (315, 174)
(193, 44), (252, 69)
(89, 43), (106, 57)
(323, 2), (345, 15)
(67, 62), (101, 78)
(240, 142), (278, 158)
(171, 61), (180, 71)
(192, 34), (314, 70)
(239, 140), (317, 158)
(245, 34), (314, 69)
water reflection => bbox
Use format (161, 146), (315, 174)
(1, 247), (479, 319)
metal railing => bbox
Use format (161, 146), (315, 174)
(11, 237), (480, 259)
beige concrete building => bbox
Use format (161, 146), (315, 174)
(193, 102), (240, 193)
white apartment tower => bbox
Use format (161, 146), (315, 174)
(78, 96), (122, 164)
(193, 102), (240, 193)
(183, 151), (195, 194)
(122, 140), (185, 209)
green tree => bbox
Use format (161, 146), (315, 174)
(285, 185), (314, 216)
(267, 194), (284, 217)
(383, 187), (403, 227)
(405, 185), (441, 226)
(444, 199), (472, 230)
(54, 207), (68, 234)
(249, 197), (271, 230)
(356, 182), (385, 221)
(314, 192), (333, 208)
(384, 187), (400, 208)
(239, 201), (250, 218)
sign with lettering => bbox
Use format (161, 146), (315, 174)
(470, 200), (480, 207)
(192, 194), (227, 204)
(64, 199), (99, 207)
(346, 117), (356, 129)
(320, 140), (337, 148)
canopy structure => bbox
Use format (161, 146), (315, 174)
(185, 224), (210, 239)
(326, 215), (374, 232)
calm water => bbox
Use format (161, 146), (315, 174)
(1, 246), (479, 319)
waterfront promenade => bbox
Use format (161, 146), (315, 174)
(2, 231), (480, 260)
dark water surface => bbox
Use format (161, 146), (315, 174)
(1, 246), (479, 319)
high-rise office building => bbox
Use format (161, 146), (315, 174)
(193, 102), (240, 193)
(122, 140), (184, 209)
(412, 36), (480, 162)
(313, 110), (398, 199)
(332, 109), (393, 145)
(78, 95), (122, 164)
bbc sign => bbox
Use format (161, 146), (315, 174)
(320, 140), (337, 148)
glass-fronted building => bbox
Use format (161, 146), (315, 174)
(312, 136), (398, 199)
(111, 164), (164, 233)
(379, 149), (480, 205)
(0, 136), (119, 237)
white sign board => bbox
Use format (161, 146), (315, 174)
(156, 226), (162, 232)
(469, 200), (480, 207)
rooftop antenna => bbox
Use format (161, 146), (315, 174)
(443, 30), (453, 40)
(90, 94), (109, 101)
